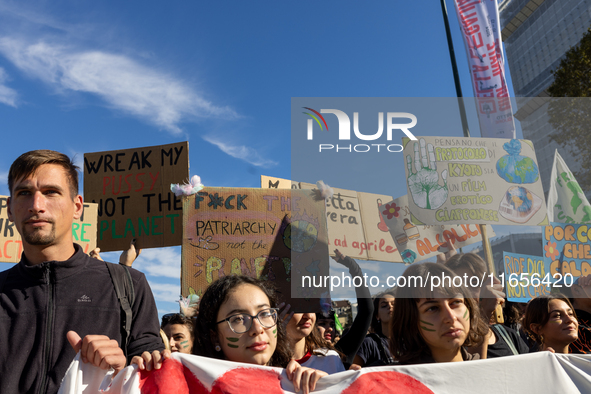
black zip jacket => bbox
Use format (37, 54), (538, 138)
(0, 244), (164, 394)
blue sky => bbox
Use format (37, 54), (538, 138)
(0, 0), (540, 316)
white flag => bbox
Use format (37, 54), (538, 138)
(453, 0), (516, 139)
(59, 351), (591, 394)
(547, 150), (591, 223)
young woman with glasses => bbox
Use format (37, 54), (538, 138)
(194, 275), (327, 393)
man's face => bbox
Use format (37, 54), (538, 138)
(8, 164), (82, 249)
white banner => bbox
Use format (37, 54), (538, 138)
(60, 351), (591, 393)
(453, 0), (516, 139)
(547, 150), (591, 224)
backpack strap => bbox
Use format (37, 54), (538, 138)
(492, 324), (519, 355)
(105, 262), (135, 360)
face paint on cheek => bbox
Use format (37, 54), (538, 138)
(181, 340), (189, 349)
(273, 328), (277, 338)
(463, 309), (468, 320)
(420, 319), (436, 332)
(226, 337), (239, 348)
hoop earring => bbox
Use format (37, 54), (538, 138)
(215, 344), (221, 352)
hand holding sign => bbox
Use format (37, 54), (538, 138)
(406, 138), (448, 210)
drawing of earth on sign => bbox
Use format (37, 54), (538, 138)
(406, 138), (448, 210)
(283, 212), (319, 252)
(496, 139), (539, 184)
(498, 186), (543, 223)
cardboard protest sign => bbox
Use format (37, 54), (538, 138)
(262, 176), (402, 262)
(356, 192), (401, 262)
(547, 150), (591, 224)
(402, 137), (548, 226)
(544, 222), (591, 282)
(181, 188), (329, 312)
(84, 142), (189, 252)
(380, 194), (494, 264)
(261, 175), (300, 190)
(0, 195), (98, 263)
(503, 252), (550, 302)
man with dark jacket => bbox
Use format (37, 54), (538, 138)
(0, 150), (165, 394)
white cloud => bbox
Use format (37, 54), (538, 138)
(0, 67), (17, 107)
(134, 246), (182, 279)
(0, 37), (238, 133)
(148, 280), (181, 304)
(202, 135), (278, 168)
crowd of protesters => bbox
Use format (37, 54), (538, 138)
(1, 150), (590, 394)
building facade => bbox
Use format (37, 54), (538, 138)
(499, 0), (591, 196)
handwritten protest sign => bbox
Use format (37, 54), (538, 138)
(380, 194), (493, 264)
(181, 188), (329, 312)
(503, 252), (550, 302)
(402, 137), (548, 226)
(84, 142), (189, 252)
(262, 176), (401, 262)
(261, 175), (299, 189)
(0, 195), (98, 263)
(544, 222), (591, 281)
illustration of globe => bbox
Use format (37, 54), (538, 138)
(505, 186), (534, 213)
(496, 140), (539, 184)
(283, 220), (318, 252)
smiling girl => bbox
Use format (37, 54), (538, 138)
(390, 263), (488, 364)
(524, 294), (578, 354)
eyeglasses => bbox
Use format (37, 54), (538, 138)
(216, 308), (279, 334)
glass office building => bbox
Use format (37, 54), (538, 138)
(499, 0), (591, 196)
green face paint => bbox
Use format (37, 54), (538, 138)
(273, 328), (277, 337)
(226, 337), (239, 343)
(180, 340), (189, 345)
(419, 320), (436, 331)
(227, 343), (239, 348)
(463, 309), (468, 320)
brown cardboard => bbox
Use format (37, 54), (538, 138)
(83, 142), (189, 252)
(0, 195), (98, 263)
(357, 192), (402, 262)
(260, 175), (300, 190)
(181, 187), (329, 312)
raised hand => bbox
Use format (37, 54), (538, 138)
(406, 138), (448, 210)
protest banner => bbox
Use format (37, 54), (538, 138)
(61, 351), (591, 394)
(547, 150), (591, 224)
(544, 222), (591, 282)
(402, 137), (548, 226)
(262, 176), (402, 262)
(453, 0), (516, 139)
(380, 194), (494, 264)
(83, 142), (189, 252)
(0, 195), (98, 263)
(261, 175), (300, 190)
(181, 187), (329, 312)
(503, 251), (550, 302)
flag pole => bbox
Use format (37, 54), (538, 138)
(440, 0), (501, 321)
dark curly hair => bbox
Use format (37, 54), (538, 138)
(193, 276), (292, 367)
(390, 263), (488, 365)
